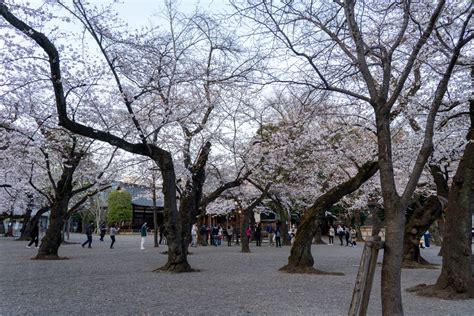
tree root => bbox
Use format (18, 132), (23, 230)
(407, 283), (474, 300)
(279, 265), (344, 275)
(32, 255), (69, 260)
(153, 262), (197, 273)
(402, 260), (438, 269)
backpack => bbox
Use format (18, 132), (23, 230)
(275, 230), (281, 238)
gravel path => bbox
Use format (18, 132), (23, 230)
(0, 234), (472, 315)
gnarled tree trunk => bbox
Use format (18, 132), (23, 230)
(154, 153), (191, 272)
(180, 142), (211, 256)
(280, 161), (378, 274)
(402, 195), (444, 268)
(35, 162), (78, 260)
(18, 207), (49, 242)
(434, 139), (474, 297)
(434, 132), (474, 297)
(18, 207), (32, 240)
(409, 99), (474, 298)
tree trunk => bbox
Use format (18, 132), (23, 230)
(431, 220), (443, 247)
(376, 109), (405, 316)
(179, 142), (210, 258)
(35, 160), (78, 259)
(152, 175), (159, 248)
(281, 220), (291, 246)
(380, 200), (405, 315)
(369, 202), (383, 237)
(402, 195), (443, 268)
(352, 209), (363, 241)
(312, 220), (325, 244)
(281, 209), (319, 273)
(409, 98), (474, 299)
(153, 207), (158, 247)
(240, 205), (252, 253)
(280, 161), (378, 274)
(179, 190), (193, 256)
(0, 218), (4, 235)
(239, 188), (270, 253)
(18, 208), (33, 240)
(154, 153), (192, 272)
(432, 99), (474, 298)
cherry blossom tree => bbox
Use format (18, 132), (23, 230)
(231, 1), (472, 313)
(242, 90), (379, 270)
(0, 0), (258, 270)
(1, 115), (115, 258)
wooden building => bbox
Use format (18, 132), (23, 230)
(113, 182), (165, 231)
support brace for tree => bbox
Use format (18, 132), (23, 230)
(349, 236), (384, 316)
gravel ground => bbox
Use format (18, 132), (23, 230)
(0, 234), (472, 316)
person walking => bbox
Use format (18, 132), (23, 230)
(274, 226), (282, 248)
(344, 225), (351, 246)
(99, 223), (107, 242)
(336, 225), (344, 245)
(109, 224), (119, 249)
(226, 225), (233, 246)
(211, 225), (219, 246)
(289, 225), (297, 245)
(423, 230), (431, 248)
(255, 223), (262, 247)
(26, 221), (39, 249)
(245, 225), (252, 244)
(350, 227), (357, 247)
(82, 222), (93, 248)
(266, 224), (274, 246)
(217, 225), (223, 246)
(328, 226), (335, 245)
(140, 222), (148, 250)
(158, 224), (164, 245)
(191, 223), (198, 247)
(199, 224), (207, 246)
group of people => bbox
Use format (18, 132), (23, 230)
(195, 224), (233, 247)
(328, 224), (358, 247)
(82, 222), (165, 250)
(262, 223), (283, 247)
(26, 220), (296, 251)
(81, 222), (120, 249)
(79, 222), (170, 250)
(193, 222), (286, 248)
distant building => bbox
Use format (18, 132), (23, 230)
(111, 182), (164, 230)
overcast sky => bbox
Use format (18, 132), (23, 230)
(102, 0), (228, 28)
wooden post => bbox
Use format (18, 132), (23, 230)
(348, 236), (384, 316)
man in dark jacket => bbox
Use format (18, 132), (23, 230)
(26, 221), (39, 249)
(82, 222), (93, 248)
(99, 223), (107, 241)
